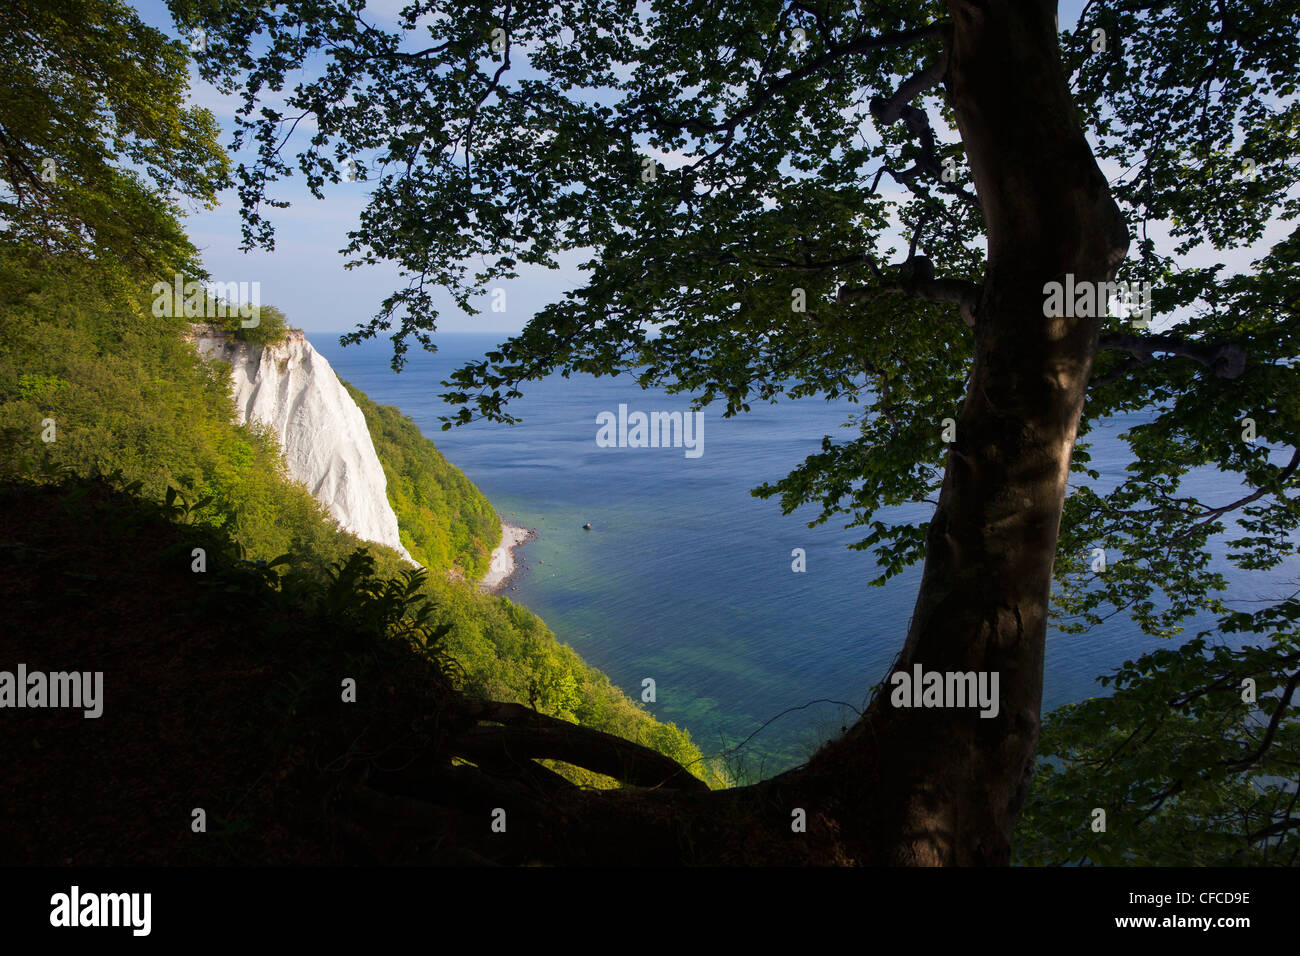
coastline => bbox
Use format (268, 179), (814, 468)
(479, 521), (535, 593)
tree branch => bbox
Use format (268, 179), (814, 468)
(458, 699), (709, 792)
(868, 50), (981, 211)
(1175, 447), (1300, 541)
(1245, 816), (1300, 844)
(871, 53), (948, 125)
(838, 256), (980, 326)
(643, 23), (944, 138)
(1097, 333), (1247, 380)
(1222, 667), (1300, 773)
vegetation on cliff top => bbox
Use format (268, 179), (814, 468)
(343, 381), (500, 581)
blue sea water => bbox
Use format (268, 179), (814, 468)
(317, 332), (1295, 773)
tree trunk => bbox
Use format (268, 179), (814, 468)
(793, 0), (1129, 864)
(370, 0), (1132, 866)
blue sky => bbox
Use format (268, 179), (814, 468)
(132, 1), (1280, 340)
(134, 0), (598, 335)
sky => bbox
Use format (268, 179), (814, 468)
(130, 0), (1286, 340)
(134, 0), (599, 335)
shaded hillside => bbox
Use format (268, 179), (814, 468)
(0, 478), (717, 864)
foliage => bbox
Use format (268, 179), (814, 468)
(0, 0), (724, 819)
(0, 0), (228, 272)
(313, 549), (454, 664)
(0, 251), (349, 571)
(173, 0), (1300, 857)
(343, 381), (500, 578)
(193, 301), (292, 347)
(1015, 634), (1300, 866)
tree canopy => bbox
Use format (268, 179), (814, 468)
(160, 0), (1300, 863)
(1, 0), (229, 273)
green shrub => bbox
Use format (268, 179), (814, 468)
(344, 381), (500, 578)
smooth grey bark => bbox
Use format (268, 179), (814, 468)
(796, 0), (1129, 865)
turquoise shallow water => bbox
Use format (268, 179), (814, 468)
(317, 332), (1294, 772)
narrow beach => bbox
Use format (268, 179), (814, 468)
(479, 521), (534, 593)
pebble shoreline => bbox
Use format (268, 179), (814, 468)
(478, 522), (537, 593)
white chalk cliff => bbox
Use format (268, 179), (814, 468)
(187, 324), (417, 565)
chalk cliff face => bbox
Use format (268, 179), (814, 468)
(188, 324), (416, 565)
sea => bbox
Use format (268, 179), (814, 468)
(317, 332), (1295, 774)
